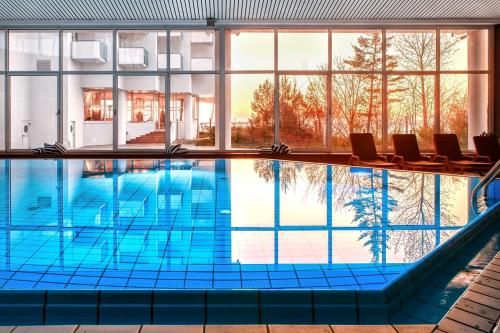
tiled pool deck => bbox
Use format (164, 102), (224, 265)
(2, 251), (500, 332)
(0, 324), (438, 332)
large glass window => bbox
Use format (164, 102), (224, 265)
(62, 75), (113, 150)
(170, 30), (219, 71)
(332, 30), (382, 71)
(63, 30), (113, 71)
(118, 76), (166, 149)
(117, 30), (165, 71)
(279, 75), (326, 149)
(278, 30), (328, 70)
(440, 74), (488, 150)
(386, 30), (436, 71)
(226, 74), (274, 149)
(225, 29), (274, 70)
(0, 28), (491, 152)
(440, 29), (488, 71)
(10, 76), (57, 149)
(332, 74), (382, 150)
(9, 31), (59, 71)
(170, 74), (217, 149)
(388, 75), (435, 149)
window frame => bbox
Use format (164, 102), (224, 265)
(0, 25), (492, 152)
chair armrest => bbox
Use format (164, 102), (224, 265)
(377, 154), (388, 161)
(432, 155), (449, 163)
(462, 154), (476, 160)
(420, 154), (432, 161)
(349, 155), (361, 165)
(474, 155), (491, 162)
(391, 155), (405, 163)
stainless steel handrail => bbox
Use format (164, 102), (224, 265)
(471, 160), (500, 215)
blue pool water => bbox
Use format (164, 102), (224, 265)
(0, 158), (497, 291)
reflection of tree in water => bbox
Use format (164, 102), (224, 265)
(252, 159), (464, 263)
(387, 173), (460, 262)
(253, 160), (327, 203)
(253, 160), (301, 193)
(341, 170), (397, 263)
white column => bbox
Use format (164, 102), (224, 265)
(467, 30), (488, 149)
(184, 95), (193, 140)
(118, 90), (128, 145)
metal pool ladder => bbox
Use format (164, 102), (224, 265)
(471, 160), (500, 215)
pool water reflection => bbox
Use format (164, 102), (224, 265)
(0, 159), (489, 290)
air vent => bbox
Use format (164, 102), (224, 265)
(36, 60), (51, 71)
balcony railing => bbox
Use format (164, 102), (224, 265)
(118, 47), (148, 68)
(71, 40), (107, 63)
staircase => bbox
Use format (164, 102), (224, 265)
(126, 130), (166, 144)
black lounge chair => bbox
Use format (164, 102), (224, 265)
(433, 134), (492, 174)
(349, 133), (398, 169)
(473, 134), (500, 163)
(391, 134), (447, 171)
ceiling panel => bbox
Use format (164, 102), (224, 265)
(0, 0), (498, 23)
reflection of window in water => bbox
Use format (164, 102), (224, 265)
(82, 160), (114, 177)
(126, 160), (160, 173)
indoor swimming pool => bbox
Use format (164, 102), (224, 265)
(0, 158), (497, 292)
(0, 158), (499, 325)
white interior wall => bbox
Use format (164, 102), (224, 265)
(10, 76), (57, 149)
(9, 32), (59, 71)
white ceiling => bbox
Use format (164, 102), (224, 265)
(0, 0), (499, 24)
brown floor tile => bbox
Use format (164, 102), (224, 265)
(206, 325), (268, 333)
(470, 283), (500, 299)
(76, 326), (141, 333)
(455, 298), (500, 321)
(392, 324), (436, 333)
(269, 325), (332, 333)
(482, 269), (500, 282)
(437, 318), (483, 333)
(487, 264), (500, 274)
(477, 276), (500, 290)
(446, 308), (496, 332)
(141, 326), (204, 333)
(464, 290), (500, 310)
(13, 326), (77, 333)
(331, 325), (396, 333)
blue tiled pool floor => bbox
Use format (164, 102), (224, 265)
(0, 159), (497, 292)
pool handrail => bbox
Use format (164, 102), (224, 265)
(471, 159), (500, 214)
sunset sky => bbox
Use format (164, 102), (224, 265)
(228, 30), (471, 122)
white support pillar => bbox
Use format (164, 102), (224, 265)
(467, 30), (488, 149)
